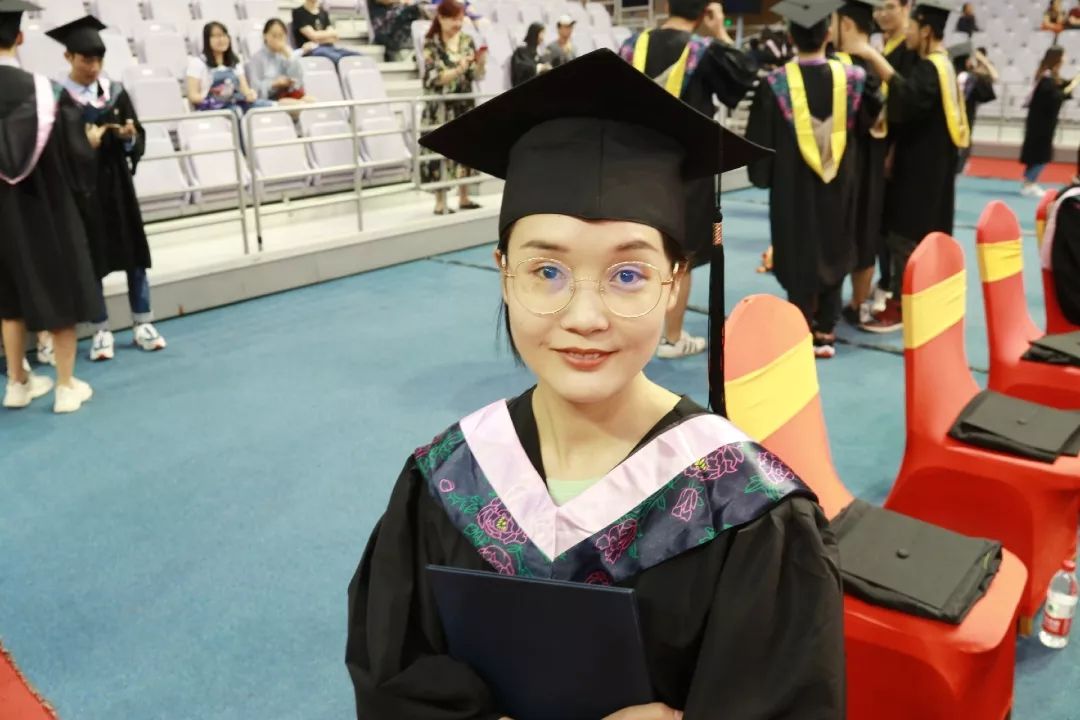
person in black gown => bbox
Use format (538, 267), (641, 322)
(1020, 46), (1078, 197)
(0, 0), (100, 414)
(954, 45), (998, 174)
(747, 0), (883, 358)
(510, 22), (549, 87)
(1044, 178), (1080, 326)
(345, 50), (845, 720)
(834, 0), (889, 329)
(46, 16), (167, 363)
(618, 0), (758, 361)
(847, 0), (970, 333)
(868, 0), (917, 312)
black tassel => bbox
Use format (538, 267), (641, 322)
(708, 202), (726, 417)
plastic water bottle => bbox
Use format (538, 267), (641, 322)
(1039, 559), (1078, 649)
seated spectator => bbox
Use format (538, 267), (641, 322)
(1069, 0), (1080, 28)
(1043, 0), (1067, 34)
(511, 22), (550, 87)
(955, 2), (979, 34)
(248, 18), (313, 105)
(420, 0), (486, 214)
(544, 14), (576, 69)
(366, 0), (424, 61)
(186, 21), (271, 114)
(293, 0), (362, 66)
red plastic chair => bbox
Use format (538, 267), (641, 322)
(1036, 189), (1079, 335)
(885, 232), (1080, 632)
(976, 201), (1080, 408)
(725, 294), (1026, 720)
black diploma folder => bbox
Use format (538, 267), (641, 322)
(426, 565), (654, 720)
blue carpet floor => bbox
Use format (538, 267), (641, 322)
(0, 177), (1076, 719)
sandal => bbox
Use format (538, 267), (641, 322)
(458, 201), (482, 210)
(434, 207), (456, 215)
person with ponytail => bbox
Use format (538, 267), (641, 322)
(1020, 46), (1078, 196)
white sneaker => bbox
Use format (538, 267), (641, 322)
(1021, 183), (1045, 198)
(133, 323), (166, 352)
(3, 372), (55, 409)
(90, 329), (115, 361)
(53, 377), (93, 414)
(656, 330), (707, 359)
(37, 332), (55, 366)
(870, 285), (892, 314)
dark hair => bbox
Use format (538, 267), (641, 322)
(912, 8), (946, 39)
(495, 223), (690, 360)
(668, 0), (709, 21)
(789, 18), (830, 53)
(0, 15), (21, 49)
(524, 22), (545, 49)
(1036, 45), (1065, 81)
(838, 4), (875, 35)
(202, 21), (239, 68)
(427, 0), (466, 40)
(263, 17), (287, 36)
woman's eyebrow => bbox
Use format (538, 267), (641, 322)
(517, 238), (661, 253)
(614, 239), (661, 253)
(519, 239), (568, 252)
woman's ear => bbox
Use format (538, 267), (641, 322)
(494, 249), (510, 303)
(666, 262), (684, 312)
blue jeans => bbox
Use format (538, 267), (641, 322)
(1024, 163), (1047, 183)
(94, 268), (153, 326)
(308, 44), (361, 67)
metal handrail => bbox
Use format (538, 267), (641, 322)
(139, 109), (250, 253)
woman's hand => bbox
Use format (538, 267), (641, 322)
(85, 123), (107, 149)
(603, 703), (684, 720)
(114, 119), (137, 140)
(272, 75), (293, 89)
(244, 88), (258, 102)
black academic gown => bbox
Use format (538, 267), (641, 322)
(71, 81), (152, 279)
(346, 391), (846, 720)
(0, 65), (102, 331)
(1051, 188), (1080, 325)
(632, 31), (758, 267)
(510, 45), (542, 87)
(847, 55), (887, 271)
(746, 63), (862, 301)
(884, 57), (959, 243)
(880, 39), (920, 233)
(1020, 75), (1074, 167)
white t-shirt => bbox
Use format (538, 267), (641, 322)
(185, 56), (246, 98)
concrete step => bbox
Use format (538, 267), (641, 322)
(385, 78), (423, 97)
(378, 60), (419, 81)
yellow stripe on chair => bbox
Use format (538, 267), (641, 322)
(726, 334), (819, 441)
(902, 271), (966, 350)
(977, 239), (1023, 283)
(1036, 220), (1046, 249)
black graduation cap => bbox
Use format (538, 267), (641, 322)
(45, 14), (107, 57)
(771, 0), (844, 29)
(839, 0), (884, 33)
(947, 39), (973, 59)
(0, 0), (41, 35)
(912, 0), (954, 34)
(419, 48), (768, 247)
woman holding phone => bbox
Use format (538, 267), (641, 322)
(419, 0), (487, 214)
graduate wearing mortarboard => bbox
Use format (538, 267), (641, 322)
(843, 0), (971, 333)
(745, 0), (873, 359)
(344, 50), (845, 720)
(617, 0), (759, 360)
(47, 15), (167, 361)
(832, 0), (889, 329)
(0, 0), (101, 414)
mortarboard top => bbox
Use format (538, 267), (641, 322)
(419, 48), (769, 248)
(0, 0), (41, 12)
(45, 14), (107, 56)
(843, 0), (885, 9)
(771, 0), (844, 28)
(912, 0), (955, 20)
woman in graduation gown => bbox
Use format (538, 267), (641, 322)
(345, 50), (845, 720)
(1045, 178), (1080, 325)
(1019, 46), (1078, 196)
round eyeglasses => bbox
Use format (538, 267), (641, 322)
(501, 256), (680, 318)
